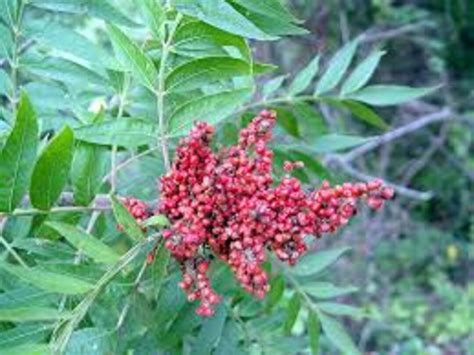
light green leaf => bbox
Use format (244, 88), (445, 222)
(311, 134), (371, 153)
(315, 40), (358, 95)
(107, 23), (157, 90)
(303, 282), (358, 299)
(46, 222), (120, 264)
(0, 93), (38, 212)
(30, 126), (74, 210)
(316, 302), (364, 317)
(231, 0), (302, 24)
(0, 307), (69, 322)
(0, 343), (51, 355)
(0, 263), (93, 294)
(291, 247), (350, 276)
(169, 88), (253, 136)
(288, 55), (320, 95)
(75, 118), (156, 148)
(165, 57), (251, 93)
(284, 293), (301, 334)
(175, 0), (275, 41)
(140, 0), (165, 40)
(71, 143), (108, 206)
(341, 50), (385, 95)
(347, 85), (438, 106)
(266, 275), (285, 309)
(111, 196), (144, 242)
(319, 312), (361, 355)
(308, 310), (320, 355)
(263, 75), (286, 99)
(142, 215), (169, 228)
(194, 304), (227, 355)
(339, 100), (388, 129)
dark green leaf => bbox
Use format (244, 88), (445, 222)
(46, 222), (120, 264)
(165, 57), (251, 93)
(303, 282), (358, 299)
(347, 85), (438, 106)
(284, 293), (301, 334)
(339, 100), (388, 129)
(308, 310), (320, 355)
(107, 23), (158, 90)
(0, 307), (69, 322)
(169, 88), (253, 136)
(0, 263), (93, 294)
(30, 126), (74, 210)
(111, 196), (144, 242)
(0, 93), (38, 212)
(341, 50), (385, 95)
(266, 275), (285, 309)
(291, 247), (350, 276)
(319, 312), (360, 355)
(75, 118), (156, 148)
(142, 215), (169, 228)
(315, 40), (358, 95)
(289, 55), (320, 95)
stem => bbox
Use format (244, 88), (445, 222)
(9, 0), (26, 113)
(0, 235), (28, 268)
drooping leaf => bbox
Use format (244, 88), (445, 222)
(288, 55), (320, 95)
(341, 50), (385, 95)
(175, 0), (275, 40)
(46, 222), (120, 264)
(319, 312), (360, 355)
(308, 310), (320, 355)
(107, 23), (158, 91)
(310, 134), (371, 153)
(169, 88), (253, 136)
(315, 39), (358, 95)
(347, 85), (438, 106)
(165, 57), (251, 93)
(0, 93), (38, 212)
(194, 304), (228, 355)
(0, 307), (69, 322)
(303, 282), (358, 299)
(284, 293), (301, 334)
(291, 247), (350, 276)
(0, 263), (93, 294)
(30, 126), (74, 210)
(71, 143), (108, 206)
(111, 196), (144, 242)
(75, 118), (156, 148)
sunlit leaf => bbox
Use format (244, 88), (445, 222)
(303, 282), (358, 299)
(0, 307), (69, 322)
(347, 85), (438, 106)
(288, 55), (320, 95)
(291, 247), (350, 276)
(341, 50), (385, 95)
(284, 293), (301, 334)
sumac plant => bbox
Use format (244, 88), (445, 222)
(0, 0), (434, 354)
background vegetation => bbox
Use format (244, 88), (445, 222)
(0, 0), (472, 354)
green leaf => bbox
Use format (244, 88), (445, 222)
(165, 57), (251, 93)
(0, 263), (93, 294)
(231, 0), (302, 25)
(263, 75), (286, 99)
(288, 55), (320, 95)
(214, 319), (242, 354)
(142, 215), (169, 228)
(266, 275), (285, 309)
(175, 0), (276, 40)
(0, 307), (69, 322)
(30, 126), (74, 210)
(316, 302), (364, 317)
(310, 134), (371, 153)
(151, 243), (170, 299)
(46, 222), (120, 264)
(308, 310), (320, 355)
(194, 304), (227, 355)
(339, 100), (388, 129)
(291, 247), (350, 276)
(0, 93), (38, 212)
(347, 85), (438, 106)
(140, 0), (165, 40)
(107, 23), (158, 91)
(0, 343), (51, 355)
(341, 50), (385, 95)
(315, 39), (358, 95)
(284, 293), (301, 334)
(303, 282), (358, 299)
(319, 312), (360, 355)
(71, 143), (108, 206)
(169, 88), (252, 136)
(111, 196), (144, 242)
(75, 118), (156, 148)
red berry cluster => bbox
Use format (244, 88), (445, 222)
(151, 110), (394, 316)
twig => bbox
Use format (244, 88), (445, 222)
(360, 22), (430, 44)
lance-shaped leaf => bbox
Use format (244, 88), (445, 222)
(319, 312), (361, 355)
(308, 310), (320, 355)
(0, 306), (69, 322)
(303, 282), (358, 299)
(291, 247), (350, 276)
(0, 263), (93, 294)
(140, 0), (165, 40)
(0, 93), (38, 212)
(30, 126), (74, 210)
(288, 55), (320, 95)
(111, 196), (144, 242)
(347, 85), (438, 106)
(341, 50), (385, 95)
(284, 293), (301, 334)
(310, 134), (372, 154)
(47, 222), (120, 264)
(263, 75), (287, 99)
(194, 304), (228, 355)
(107, 23), (158, 91)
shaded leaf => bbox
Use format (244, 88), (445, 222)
(310, 134), (371, 153)
(266, 275), (285, 309)
(303, 282), (358, 299)
(316, 302), (364, 317)
(0, 307), (69, 322)
(111, 196), (144, 242)
(319, 312), (360, 355)
(194, 304), (227, 355)
(308, 310), (320, 355)
(0, 93), (38, 212)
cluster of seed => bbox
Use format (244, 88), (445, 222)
(123, 110), (394, 316)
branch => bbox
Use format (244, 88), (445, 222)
(360, 22), (429, 44)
